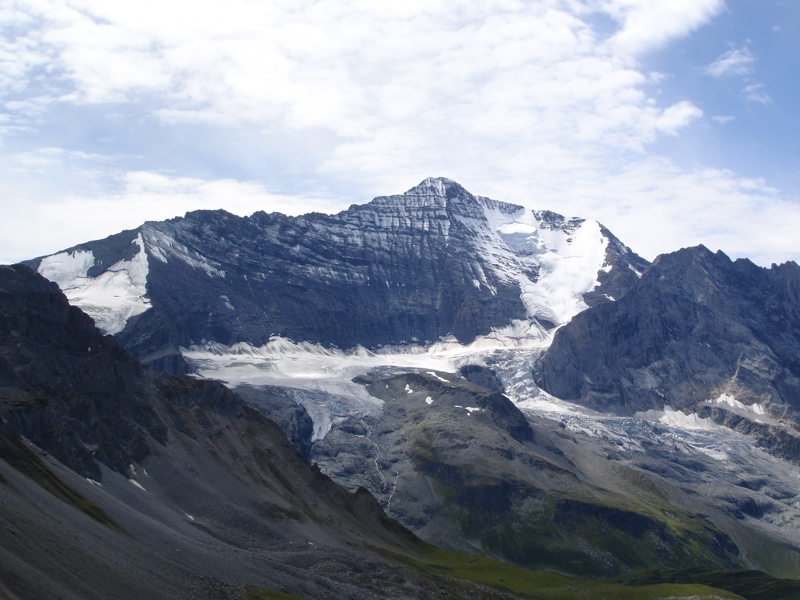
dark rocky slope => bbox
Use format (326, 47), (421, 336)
(533, 245), (800, 453)
(0, 264), (529, 600)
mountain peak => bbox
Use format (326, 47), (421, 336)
(404, 177), (470, 199)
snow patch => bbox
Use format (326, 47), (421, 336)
(405, 384), (413, 394)
(38, 234), (151, 334)
(703, 394), (777, 426)
(427, 372), (449, 383)
(425, 396), (433, 405)
(220, 295), (235, 310)
(708, 394), (765, 415)
(37, 249), (95, 288)
(130, 479), (146, 491)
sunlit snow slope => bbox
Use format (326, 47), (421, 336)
(36, 234), (151, 334)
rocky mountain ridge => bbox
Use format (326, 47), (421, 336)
(533, 245), (800, 432)
(26, 177), (647, 372)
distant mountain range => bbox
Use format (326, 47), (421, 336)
(6, 177), (800, 598)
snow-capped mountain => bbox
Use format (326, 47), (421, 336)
(27, 178), (647, 372)
(18, 177), (800, 584)
(8, 263), (793, 600)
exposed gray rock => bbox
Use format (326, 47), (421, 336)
(534, 246), (800, 424)
(309, 371), (745, 576)
(26, 178), (647, 373)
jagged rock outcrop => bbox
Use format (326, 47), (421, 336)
(26, 178), (647, 372)
(533, 246), (800, 427)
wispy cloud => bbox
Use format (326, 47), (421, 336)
(557, 158), (800, 267)
(600, 0), (725, 56)
(743, 83), (772, 105)
(704, 45), (756, 78)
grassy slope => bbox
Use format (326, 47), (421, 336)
(612, 569), (800, 600)
(383, 545), (748, 600)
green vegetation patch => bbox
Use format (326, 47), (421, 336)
(245, 586), (308, 600)
(612, 568), (800, 600)
(381, 546), (745, 599)
(410, 429), (740, 576)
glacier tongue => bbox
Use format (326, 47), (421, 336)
(37, 234), (151, 335)
(183, 328), (557, 441)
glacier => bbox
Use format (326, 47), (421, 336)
(37, 234), (151, 334)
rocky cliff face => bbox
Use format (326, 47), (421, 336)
(27, 178), (647, 372)
(0, 263), (162, 480)
(533, 245), (800, 428)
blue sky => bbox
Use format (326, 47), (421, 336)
(1, 0), (798, 266)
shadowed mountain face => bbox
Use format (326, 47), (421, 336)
(26, 178), (647, 372)
(534, 246), (800, 416)
(1, 265), (768, 600)
(533, 246), (800, 457)
(0, 265), (519, 600)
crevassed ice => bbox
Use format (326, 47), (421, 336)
(38, 234), (152, 334)
(635, 406), (719, 432)
(182, 331), (554, 441)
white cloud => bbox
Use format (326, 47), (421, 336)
(705, 46), (756, 78)
(557, 158), (800, 267)
(599, 0), (725, 56)
(654, 100), (704, 136)
(743, 83), (772, 105)
(2, 0), (797, 269)
(6, 1), (705, 150)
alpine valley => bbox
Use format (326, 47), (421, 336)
(4, 177), (800, 599)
